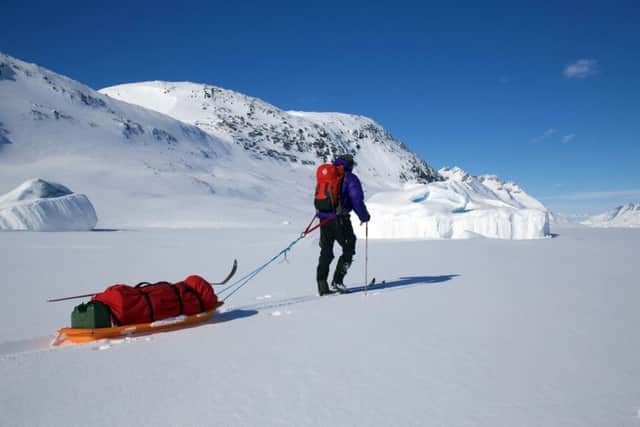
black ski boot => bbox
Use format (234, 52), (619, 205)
(317, 279), (335, 296)
(331, 281), (348, 294)
(331, 259), (351, 294)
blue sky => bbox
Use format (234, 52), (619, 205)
(2, 0), (639, 214)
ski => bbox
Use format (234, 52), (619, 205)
(331, 277), (378, 295)
(47, 292), (100, 303)
(211, 259), (238, 285)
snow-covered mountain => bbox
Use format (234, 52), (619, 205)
(548, 211), (575, 226)
(0, 52), (256, 227)
(438, 166), (546, 211)
(0, 52), (440, 228)
(0, 53), (551, 239)
(100, 81), (440, 187)
(359, 166), (549, 239)
(581, 203), (640, 228)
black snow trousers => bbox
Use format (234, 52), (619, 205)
(316, 215), (356, 285)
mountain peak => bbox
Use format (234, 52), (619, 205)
(438, 166), (471, 182)
(101, 81), (441, 187)
(1, 52), (442, 227)
(439, 166), (546, 211)
(582, 203), (640, 228)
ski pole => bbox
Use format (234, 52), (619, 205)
(364, 222), (369, 296)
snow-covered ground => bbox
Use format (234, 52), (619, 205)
(1, 226), (639, 426)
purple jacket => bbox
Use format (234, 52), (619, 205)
(318, 158), (370, 222)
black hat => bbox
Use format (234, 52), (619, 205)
(335, 153), (355, 168)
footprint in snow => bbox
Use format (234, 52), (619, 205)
(271, 310), (292, 317)
(94, 336), (152, 350)
(94, 338), (124, 351)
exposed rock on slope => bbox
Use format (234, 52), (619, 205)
(100, 81), (441, 188)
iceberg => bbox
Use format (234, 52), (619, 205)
(0, 179), (97, 231)
(357, 167), (550, 240)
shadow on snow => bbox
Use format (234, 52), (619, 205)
(346, 274), (459, 294)
(231, 274), (460, 314)
(210, 308), (259, 324)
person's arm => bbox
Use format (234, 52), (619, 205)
(348, 174), (370, 222)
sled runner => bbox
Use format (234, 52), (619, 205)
(53, 302), (224, 345)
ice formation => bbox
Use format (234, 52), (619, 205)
(0, 179), (97, 231)
(357, 167), (549, 240)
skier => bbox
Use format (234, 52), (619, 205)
(316, 154), (370, 295)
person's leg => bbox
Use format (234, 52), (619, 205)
(332, 217), (357, 287)
(316, 222), (337, 295)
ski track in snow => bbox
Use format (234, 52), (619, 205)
(1, 227), (640, 426)
(0, 272), (516, 357)
(0, 331), (157, 357)
(0, 288), (389, 357)
(0, 336), (58, 357)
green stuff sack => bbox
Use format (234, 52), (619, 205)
(71, 301), (112, 329)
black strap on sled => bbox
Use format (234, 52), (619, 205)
(134, 282), (157, 322)
(181, 283), (205, 313)
(169, 284), (184, 315)
(135, 281), (195, 317)
(134, 281), (204, 317)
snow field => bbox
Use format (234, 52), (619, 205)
(1, 227), (639, 426)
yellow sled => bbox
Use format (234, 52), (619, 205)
(53, 302), (224, 346)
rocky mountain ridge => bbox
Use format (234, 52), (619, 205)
(100, 81), (441, 187)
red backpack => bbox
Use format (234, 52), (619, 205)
(314, 163), (345, 212)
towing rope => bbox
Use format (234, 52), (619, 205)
(218, 213), (336, 302)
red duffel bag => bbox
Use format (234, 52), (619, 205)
(92, 275), (218, 326)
